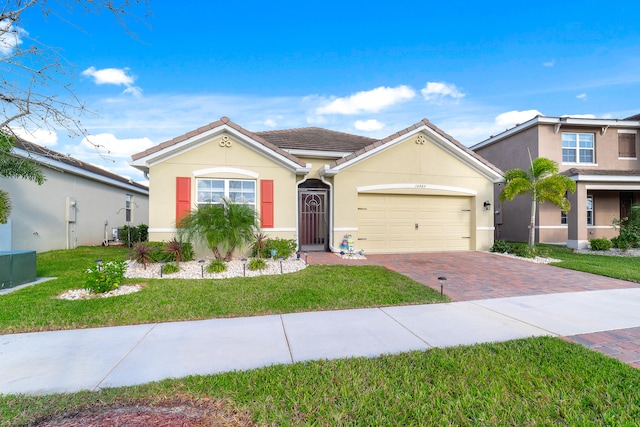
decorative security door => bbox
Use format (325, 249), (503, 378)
(299, 189), (328, 251)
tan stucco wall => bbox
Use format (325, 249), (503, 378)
(330, 133), (496, 252)
(538, 125), (640, 172)
(148, 133), (300, 252)
(0, 167), (149, 253)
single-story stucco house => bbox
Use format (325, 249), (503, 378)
(130, 117), (503, 255)
(0, 138), (149, 253)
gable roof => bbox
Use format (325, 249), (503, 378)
(320, 119), (504, 181)
(625, 113), (640, 121)
(130, 116), (503, 181)
(130, 116), (309, 173)
(12, 138), (148, 194)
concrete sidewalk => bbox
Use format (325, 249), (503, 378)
(2, 287), (640, 395)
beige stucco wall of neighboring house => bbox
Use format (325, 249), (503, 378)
(538, 204), (567, 244)
(587, 190), (619, 240)
(1, 167), (149, 253)
(330, 133), (496, 252)
(148, 132), (300, 252)
(538, 125), (640, 172)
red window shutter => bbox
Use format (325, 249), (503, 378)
(176, 177), (191, 225)
(260, 180), (274, 228)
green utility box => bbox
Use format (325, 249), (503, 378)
(0, 250), (37, 289)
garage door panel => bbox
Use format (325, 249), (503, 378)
(357, 194), (471, 253)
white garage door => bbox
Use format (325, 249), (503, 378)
(357, 194), (472, 253)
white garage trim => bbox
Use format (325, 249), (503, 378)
(357, 183), (477, 196)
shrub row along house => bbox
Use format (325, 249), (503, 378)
(130, 117), (503, 254)
(472, 114), (640, 249)
(1, 138), (149, 253)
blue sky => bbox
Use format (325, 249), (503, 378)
(11, 0), (640, 182)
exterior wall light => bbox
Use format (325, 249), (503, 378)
(483, 201), (492, 211)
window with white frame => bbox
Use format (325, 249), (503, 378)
(561, 211), (567, 225)
(586, 196), (594, 226)
(562, 132), (594, 163)
(196, 179), (256, 208)
(618, 131), (637, 158)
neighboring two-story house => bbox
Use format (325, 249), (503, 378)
(472, 114), (640, 249)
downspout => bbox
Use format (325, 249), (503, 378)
(319, 175), (336, 252)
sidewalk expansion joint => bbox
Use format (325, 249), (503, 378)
(93, 323), (159, 391)
(378, 307), (433, 348)
(279, 315), (294, 363)
(468, 301), (559, 337)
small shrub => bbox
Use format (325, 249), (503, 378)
(165, 238), (185, 264)
(119, 224), (149, 247)
(207, 259), (227, 273)
(589, 238), (612, 251)
(161, 262), (180, 274)
(247, 258), (267, 271)
(265, 238), (297, 259)
(132, 243), (153, 269)
(251, 232), (269, 258)
(512, 243), (536, 258)
(491, 240), (512, 253)
(611, 236), (630, 251)
(85, 260), (126, 294)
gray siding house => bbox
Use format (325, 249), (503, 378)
(1, 139), (149, 252)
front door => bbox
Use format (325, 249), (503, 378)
(299, 189), (328, 252)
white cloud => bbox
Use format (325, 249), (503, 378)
(123, 86), (143, 98)
(264, 119), (277, 127)
(421, 82), (465, 103)
(0, 19), (25, 56)
(11, 128), (58, 146)
(543, 60), (555, 67)
(316, 85), (416, 115)
(82, 66), (135, 86)
(494, 110), (542, 128)
(576, 93), (587, 100)
(80, 133), (154, 157)
(354, 119), (385, 131)
(82, 66), (141, 97)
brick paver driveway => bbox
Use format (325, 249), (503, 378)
(307, 250), (640, 367)
(307, 251), (640, 301)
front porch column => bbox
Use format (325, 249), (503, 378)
(567, 182), (588, 249)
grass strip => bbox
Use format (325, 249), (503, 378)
(2, 337), (639, 426)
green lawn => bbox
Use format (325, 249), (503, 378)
(3, 246), (640, 426)
(3, 337), (640, 426)
(542, 244), (640, 282)
(0, 246), (447, 334)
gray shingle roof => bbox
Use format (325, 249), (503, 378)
(256, 127), (377, 152)
(14, 138), (148, 192)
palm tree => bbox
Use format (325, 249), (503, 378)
(0, 133), (46, 224)
(178, 198), (258, 261)
(500, 155), (576, 249)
